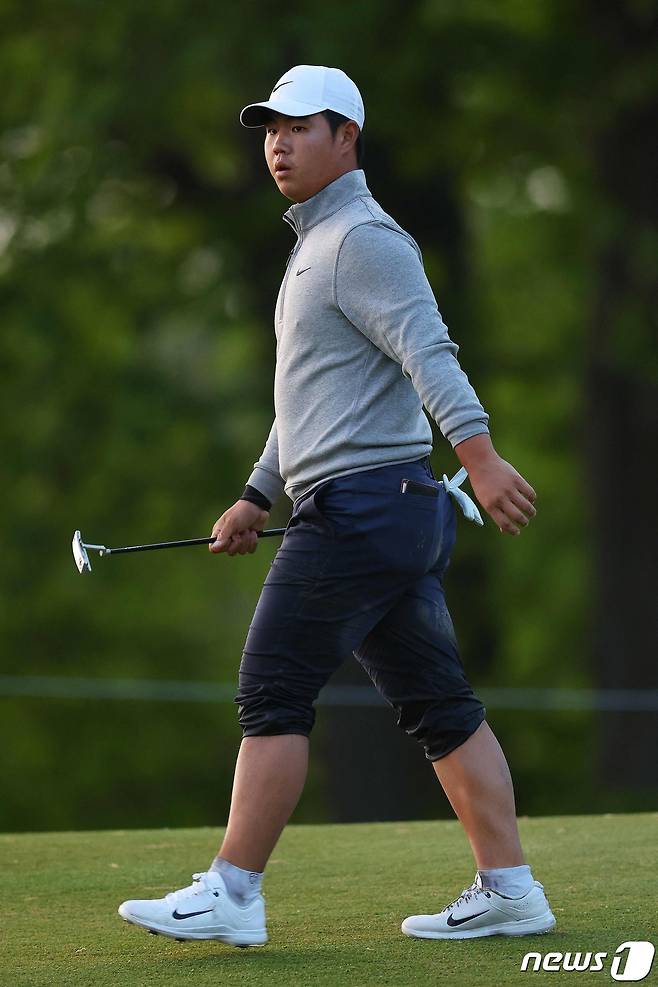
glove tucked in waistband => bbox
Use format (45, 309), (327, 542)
(442, 467), (483, 526)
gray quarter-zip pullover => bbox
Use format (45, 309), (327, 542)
(247, 169), (489, 504)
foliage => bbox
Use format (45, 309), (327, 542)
(1, 0), (655, 830)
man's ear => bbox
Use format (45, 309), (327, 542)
(340, 120), (359, 157)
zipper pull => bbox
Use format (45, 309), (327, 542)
(285, 239), (301, 269)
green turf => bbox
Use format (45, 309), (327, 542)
(2, 813), (656, 987)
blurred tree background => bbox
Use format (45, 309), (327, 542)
(1, 0), (656, 832)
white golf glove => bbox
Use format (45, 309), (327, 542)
(442, 467), (484, 526)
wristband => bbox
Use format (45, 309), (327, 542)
(240, 485), (272, 512)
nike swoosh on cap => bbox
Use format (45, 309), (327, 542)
(172, 907), (215, 920)
(296, 267), (311, 276)
(272, 80), (293, 94)
(446, 909), (489, 927)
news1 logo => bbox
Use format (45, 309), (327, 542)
(520, 941), (655, 981)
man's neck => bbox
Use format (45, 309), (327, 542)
(283, 170), (368, 236)
(292, 164), (358, 204)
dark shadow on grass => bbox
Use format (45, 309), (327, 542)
(154, 929), (567, 969)
(142, 947), (356, 973)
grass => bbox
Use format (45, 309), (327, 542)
(2, 813), (657, 987)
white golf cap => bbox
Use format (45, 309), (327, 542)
(240, 64), (365, 130)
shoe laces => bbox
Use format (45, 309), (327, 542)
(165, 871), (219, 905)
(441, 881), (491, 915)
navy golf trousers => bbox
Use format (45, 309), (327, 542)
(236, 457), (486, 760)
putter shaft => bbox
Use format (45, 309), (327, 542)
(101, 530), (287, 555)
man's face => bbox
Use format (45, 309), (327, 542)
(264, 112), (355, 203)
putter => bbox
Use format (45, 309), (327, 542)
(72, 527), (286, 574)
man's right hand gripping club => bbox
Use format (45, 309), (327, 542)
(209, 500), (270, 556)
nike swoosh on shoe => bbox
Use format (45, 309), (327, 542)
(172, 908), (215, 920)
(446, 909), (489, 927)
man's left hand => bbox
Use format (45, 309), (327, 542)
(455, 433), (537, 536)
(467, 454), (537, 535)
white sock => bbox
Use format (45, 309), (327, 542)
(477, 864), (534, 898)
(210, 856), (263, 906)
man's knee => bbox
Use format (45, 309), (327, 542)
(236, 676), (317, 738)
(396, 697), (486, 761)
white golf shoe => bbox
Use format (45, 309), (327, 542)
(402, 873), (556, 940)
(118, 869), (267, 946)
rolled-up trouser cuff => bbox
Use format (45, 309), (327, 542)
(424, 705), (487, 761)
(236, 678), (317, 737)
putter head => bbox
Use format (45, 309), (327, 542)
(72, 530), (92, 574)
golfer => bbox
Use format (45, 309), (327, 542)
(119, 65), (556, 945)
